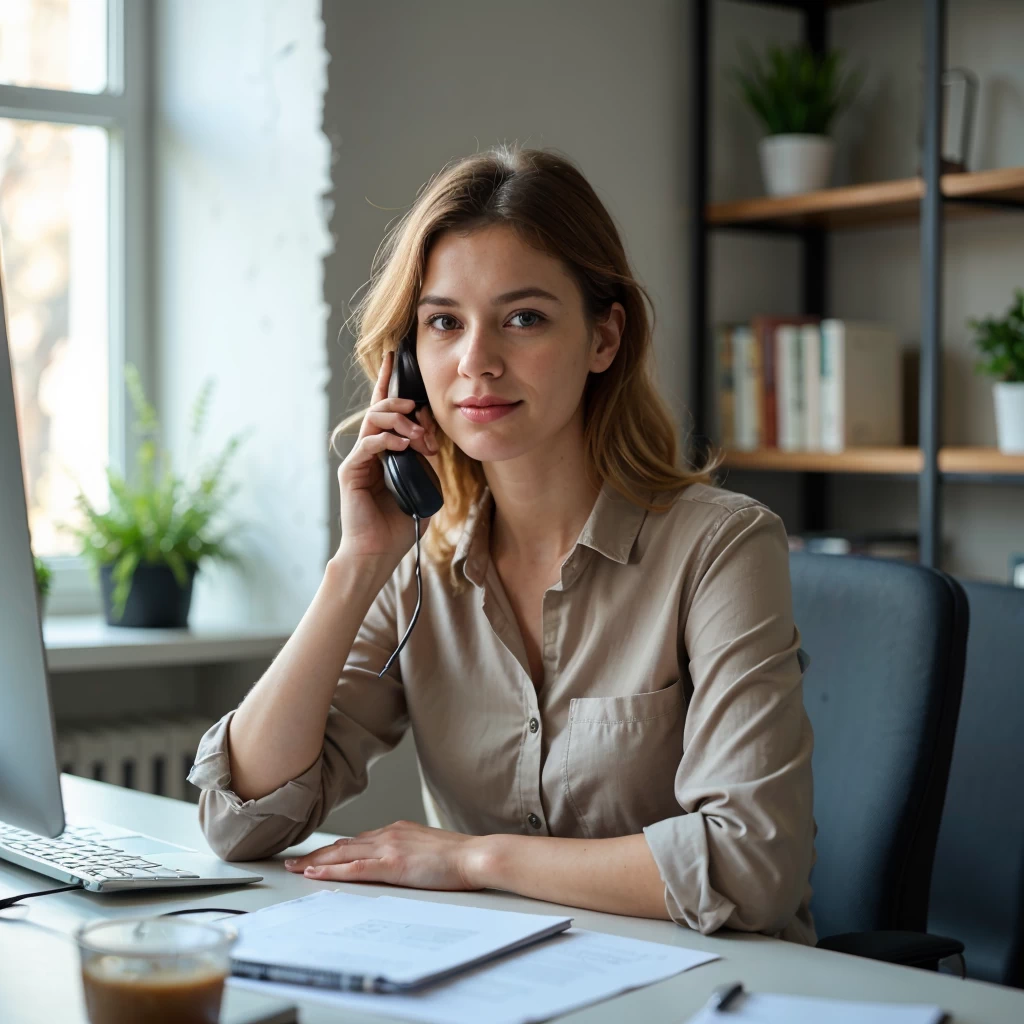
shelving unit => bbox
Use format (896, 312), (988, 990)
(689, 0), (1024, 568)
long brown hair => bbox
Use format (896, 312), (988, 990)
(331, 144), (719, 592)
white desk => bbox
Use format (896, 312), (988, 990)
(1, 776), (1023, 1024)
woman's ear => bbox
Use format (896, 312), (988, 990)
(589, 302), (625, 374)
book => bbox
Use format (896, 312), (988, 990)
(820, 319), (902, 450)
(752, 315), (820, 449)
(731, 325), (760, 450)
(713, 323), (736, 449)
(776, 325), (803, 451)
(801, 323), (822, 449)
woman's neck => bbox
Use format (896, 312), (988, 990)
(484, 424), (600, 569)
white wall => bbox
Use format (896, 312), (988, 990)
(153, 0), (334, 629)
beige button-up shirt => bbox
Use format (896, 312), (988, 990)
(190, 480), (818, 944)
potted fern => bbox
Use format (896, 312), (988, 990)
(733, 41), (864, 197)
(970, 289), (1024, 454)
(61, 364), (251, 627)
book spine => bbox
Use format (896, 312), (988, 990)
(757, 320), (777, 448)
(801, 324), (821, 449)
(748, 326), (763, 449)
(715, 324), (735, 449)
(792, 325), (806, 450)
(732, 326), (757, 450)
(776, 326), (796, 450)
(821, 320), (843, 451)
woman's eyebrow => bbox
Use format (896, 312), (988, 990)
(417, 287), (562, 308)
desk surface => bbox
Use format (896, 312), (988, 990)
(1, 776), (1022, 1024)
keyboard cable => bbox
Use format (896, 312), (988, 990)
(0, 882), (85, 912)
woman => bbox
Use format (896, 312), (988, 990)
(189, 145), (817, 944)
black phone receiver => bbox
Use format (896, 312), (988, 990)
(377, 329), (443, 678)
(381, 329), (444, 519)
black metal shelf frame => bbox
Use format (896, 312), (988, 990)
(690, 0), (962, 568)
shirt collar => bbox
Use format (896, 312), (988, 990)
(452, 480), (649, 588)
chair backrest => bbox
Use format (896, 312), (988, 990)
(790, 552), (968, 940)
(929, 579), (1024, 987)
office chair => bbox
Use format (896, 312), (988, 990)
(789, 551), (968, 970)
(926, 579), (1024, 987)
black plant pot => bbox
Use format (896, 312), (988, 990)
(100, 562), (198, 628)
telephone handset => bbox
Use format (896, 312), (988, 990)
(382, 328), (444, 519)
(376, 328), (443, 677)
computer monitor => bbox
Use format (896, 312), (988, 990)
(0, 238), (66, 838)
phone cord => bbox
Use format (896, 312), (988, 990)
(378, 514), (422, 678)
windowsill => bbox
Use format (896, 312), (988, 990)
(42, 615), (292, 673)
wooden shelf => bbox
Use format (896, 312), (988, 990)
(938, 447), (1024, 477)
(722, 448), (921, 474)
(720, 447), (1024, 479)
(706, 167), (1024, 230)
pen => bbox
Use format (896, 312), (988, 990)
(232, 959), (401, 993)
(706, 981), (745, 1012)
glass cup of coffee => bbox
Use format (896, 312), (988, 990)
(76, 916), (238, 1024)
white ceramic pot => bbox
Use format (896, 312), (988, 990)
(994, 381), (1024, 454)
(758, 134), (836, 197)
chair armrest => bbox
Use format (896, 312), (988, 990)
(817, 930), (964, 970)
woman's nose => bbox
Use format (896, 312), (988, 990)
(457, 325), (504, 379)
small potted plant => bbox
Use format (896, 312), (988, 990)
(34, 554), (53, 612)
(732, 41), (864, 197)
(970, 288), (1024, 454)
(61, 364), (252, 627)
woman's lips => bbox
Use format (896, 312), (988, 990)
(457, 401), (522, 424)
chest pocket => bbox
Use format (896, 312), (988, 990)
(562, 680), (685, 838)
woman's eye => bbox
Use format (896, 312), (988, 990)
(425, 314), (460, 333)
(508, 311), (545, 329)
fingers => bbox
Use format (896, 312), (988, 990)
(363, 409), (425, 443)
(354, 432), (412, 459)
(357, 396), (417, 441)
(302, 859), (384, 882)
(371, 350), (393, 405)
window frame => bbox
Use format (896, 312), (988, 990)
(0, 0), (152, 615)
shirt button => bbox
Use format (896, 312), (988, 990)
(527, 813), (542, 830)
(528, 717), (539, 733)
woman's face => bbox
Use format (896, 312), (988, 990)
(415, 224), (623, 465)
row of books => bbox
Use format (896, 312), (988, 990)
(714, 317), (904, 451)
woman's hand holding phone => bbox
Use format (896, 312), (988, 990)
(334, 351), (440, 573)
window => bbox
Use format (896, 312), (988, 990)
(0, 0), (149, 612)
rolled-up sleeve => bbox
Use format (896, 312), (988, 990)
(189, 572), (410, 861)
(642, 503), (816, 941)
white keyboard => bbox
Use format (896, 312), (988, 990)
(0, 819), (200, 889)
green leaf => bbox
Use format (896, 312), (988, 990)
(969, 289), (1024, 382)
(732, 40), (863, 136)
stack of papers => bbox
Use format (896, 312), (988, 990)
(686, 991), (947, 1024)
(231, 890), (573, 991)
(229, 891), (720, 1024)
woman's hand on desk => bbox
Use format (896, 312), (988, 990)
(283, 822), (671, 920)
(283, 820), (488, 891)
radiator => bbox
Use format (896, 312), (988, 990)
(56, 717), (213, 803)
